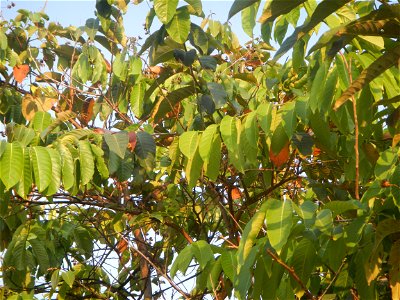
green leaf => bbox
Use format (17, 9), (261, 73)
(31, 146), (52, 192)
(241, 1), (260, 38)
(151, 85), (196, 122)
(334, 45), (400, 109)
(198, 94), (215, 115)
(266, 199), (292, 253)
(135, 131), (156, 159)
(51, 270), (60, 290)
(184, 0), (203, 16)
(90, 144), (109, 179)
(315, 209), (333, 235)
(205, 134), (221, 181)
(32, 111), (52, 133)
(220, 115), (238, 154)
(298, 201), (318, 229)
(207, 82), (228, 109)
(61, 270), (75, 288)
(207, 258), (222, 292)
(291, 238), (316, 288)
(85, 18), (99, 41)
(309, 61), (328, 113)
(259, 0), (306, 24)
(0, 142), (23, 190)
(166, 7), (191, 44)
(374, 219), (400, 251)
(113, 51), (127, 80)
(57, 143), (74, 191)
(237, 201), (269, 271)
(78, 140), (95, 186)
(192, 240), (214, 269)
(104, 132), (129, 159)
(179, 131), (200, 159)
(374, 148), (397, 180)
(0, 30), (8, 50)
(270, 124), (289, 155)
(29, 238), (50, 273)
(40, 111), (77, 139)
(244, 112), (259, 148)
(170, 245), (193, 278)
(130, 82), (145, 118)
(44, 148), (61, 195)
(274, 0), (352, 61)
(199, 56), (217, 71)
(189, 24), (208, 54)
(220, 251), (236, 281)
(228, 0), (259, 20)
(74, 226), (93, 258)
(256, 102), (273, 136)
(280, 102), (296, 138)
(324, 200), (362, 217)
(77, 54), (90, 83)
(12, 126), (35, 146)
(185, 148), (203, 188)
(199, 125), (218, 161)
(16, 148), (32, 198)
(154, 0), (179, 24)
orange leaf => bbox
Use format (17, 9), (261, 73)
(128, 131), (137, 152)
(116, 238), (128, 256)
(13, 65), (29, 83)
(313, 147), (321, 157)
(269, 142), (290, 168)
(231, 188), (242, 200)
(149, 66), (164, 75)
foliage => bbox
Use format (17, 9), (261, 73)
(0, 0), (399, 299)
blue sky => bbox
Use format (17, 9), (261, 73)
(1, 1), (255, 45)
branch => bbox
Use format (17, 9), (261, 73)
(235, 175), (298, 221)
(133, 229), (153, 300)
(128, 242), (191, 299)
(266, 248), (316, 300)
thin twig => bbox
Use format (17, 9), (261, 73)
(266, 248), (316, 300)
(318, 259), (346, 300)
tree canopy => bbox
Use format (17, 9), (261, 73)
(0, 0), (399, 299)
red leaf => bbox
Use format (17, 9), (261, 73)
(128, 131), (137, 152)
(269, 142), (290, 168)
(13, 65), (30, 83)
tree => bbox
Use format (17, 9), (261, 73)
(0, 0), (399, 299)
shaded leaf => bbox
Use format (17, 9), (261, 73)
(135, 131), (156, 159)
(104, 132), (129, 159)
(228, 0), (259, 20)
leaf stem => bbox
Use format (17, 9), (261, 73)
(266, 248), (316, 300)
